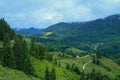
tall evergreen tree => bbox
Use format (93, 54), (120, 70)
(50, 67), (56, 80)
(3, 33), (10, 47)
(45, 66), (50, 80)
(2, 33), (15, 68)
(30, 40), (35, 55)
(0, 18), (15, 40)
(2, 47), (16, 68)
(13, 36), (33, 75)
(73, 66), (80, 74)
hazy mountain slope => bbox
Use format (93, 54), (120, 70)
(14, 27), (44, 35)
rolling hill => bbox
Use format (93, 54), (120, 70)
(40, 14), (120, 43)
(33, 14), (120, 55)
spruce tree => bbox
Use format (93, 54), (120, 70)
(73, 66), (80, 74)
(3, 33), (10, 47)
(45, 66), (50, 80)
(13, 36), (33, 75)
(50, 67), (56, 80)
(2, 33), (15, 68)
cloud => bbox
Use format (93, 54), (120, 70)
(0, 0), (120, 28)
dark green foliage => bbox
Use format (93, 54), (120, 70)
(96, 52), (102, 59)
(3, 33), (10, 47)
(45, 66), (50, 80)
(97, 39), (120, 54)
(13, 36), (33, 75)
(92, 56), (100, 65)
(80, 69), (111, 80)
(58, 60), (61, 67)
(30, 14), (120, 54)
(46, 53), (53, 62)
(53, 58), (57, 66)
(49, 67), (56, 80)
(30, 40), (48, 60)
(2, 33), (16, 68)
(2, 47), (16, 68)
(66, 64), (70, 70)
(0, 48), (2, 64)
(73, 66), (80, 74)
(45, 66), (56, 80)
(0, 18), (15, 41)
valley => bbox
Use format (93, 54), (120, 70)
(0, 14), (120, 80)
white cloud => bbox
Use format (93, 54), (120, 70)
(1, 0), (120, 28)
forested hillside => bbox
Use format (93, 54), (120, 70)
(32, 14), (120, 56)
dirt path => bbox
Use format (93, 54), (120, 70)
(82, 60), (92, 70)
(80, 55), (89, 59)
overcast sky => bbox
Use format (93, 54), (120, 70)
(0, 0), (120, 28)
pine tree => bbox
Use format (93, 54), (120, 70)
(30, 40), (35, 55)
(66, 64), (70, 70)
(45, 66), (50, 80)
(96, 52), (102, 59)
(2, 47), (16, 68)
(3, 33), (10, 47)
(2, 33), (16, 68)
(50, 67), (56, 80)
(0, 48), (2, 64)
(13, 36), (33, 75)
(73, 66), (80, 74)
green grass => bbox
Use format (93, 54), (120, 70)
(0, 65), (40, 80)
(100, 57), (120, 75)
(31, 56), (79, 80)
(58, 55), (120, 79)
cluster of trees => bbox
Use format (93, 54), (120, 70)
(92, 52), (103, 65)
(30, 40), (48, 60)
(0, 18), (15, 40)
(30, 40), (53, 62)
(66, 64), (81, 75)
(45, 66), (56, 80)
(80, 69), (111, 80)
(0, 19), (50, 76)
(97, 39), (120, 55)
(0, 34), (33, 75)
(0, 19), (33, 75)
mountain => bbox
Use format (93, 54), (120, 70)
(34, 14), (120, 55)
(14, 27), (44, 35)
(0, 16), (120, 80)
(41, 14), (120, 43)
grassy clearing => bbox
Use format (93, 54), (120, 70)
(31, 56), (79, 80)
(100, 57), (120, 75)
(0, 65), (40, 80)
(59, 55), (120, 79)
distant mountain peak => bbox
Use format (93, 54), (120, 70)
(105, 14), (120, 20)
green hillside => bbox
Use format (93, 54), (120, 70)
(34, 14), (120, 55)
(31, 56), (79, 80)
(0, 16), (120, 80)
(0, 65), (40, 80)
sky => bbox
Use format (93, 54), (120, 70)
(0, 0), (120, 28)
